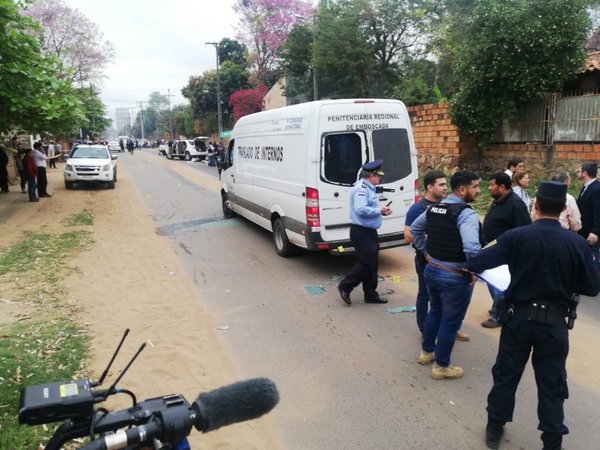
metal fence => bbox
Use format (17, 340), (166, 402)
(493, 94), (600, 143)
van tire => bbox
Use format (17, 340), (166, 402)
(184, 151), (192, 161)
(65, 181), (74, 190)
(166, 153), (173, 160)
(222, 195), (235, 218)
(273, 218), (294, 257)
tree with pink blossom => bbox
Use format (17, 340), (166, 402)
(234, 0), (314, 81)
(20, 0), (114, 85)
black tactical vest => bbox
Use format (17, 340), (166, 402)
(426, 202), (470, 262)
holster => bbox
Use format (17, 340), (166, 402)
(496, 301), (514, 325)
(527, 300), (567, 326)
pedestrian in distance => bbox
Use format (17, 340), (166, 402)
(47, 141), (57, 169)
(215, 144), (225, 180)
(127, 139), (134, 155)
(23, 149), (39, 202)
(337, 160), (392, 306)
(531, 171), (581, 232)
(467, 181), (599, 450)
(0, 144), (9, 194)
(119, 139), (124, 152)
(410, 170), (482, 380)
(14, 148), (27, 193)
(504, 157), (525, 179)
(512, 171), (531, 212)
(575, 162), (600, 269)
(32, 142), (51, 198)
(480, 172), (531, 329)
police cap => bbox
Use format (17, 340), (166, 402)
(362, 159), (384, 175)
(536, 181), (567, 200)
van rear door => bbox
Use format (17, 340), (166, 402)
(317, 100), (416, 243)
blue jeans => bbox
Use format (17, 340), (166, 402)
(488, 284), (504, 321)
(414, 253), (429, 333)
(27, 177), (37, 200)
(423, 265), (474, 367)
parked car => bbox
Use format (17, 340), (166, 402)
(64, 144), (117, 189)
(107, 140), (121, 152)
(166, 137), (210, 161)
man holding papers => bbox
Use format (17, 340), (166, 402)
(467, 181), (599, 450)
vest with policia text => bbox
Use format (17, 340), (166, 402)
(426, 202), (471, 262)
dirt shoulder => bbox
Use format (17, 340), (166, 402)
(0, 158), (281, 449)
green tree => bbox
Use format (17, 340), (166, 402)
(0, 0), (86, 135)
(313, 1), (374, 98)
(218, 38), (249, 67)
(449, 0), (592, 148)
(75, 86), (111, 140)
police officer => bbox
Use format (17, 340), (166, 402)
(338, 160), (391, 306)
(410, 170), (481, 380)
(467, 181), (599, 450)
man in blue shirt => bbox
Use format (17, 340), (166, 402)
(338, 160), (392, 306)
(410, 171), (481, 380)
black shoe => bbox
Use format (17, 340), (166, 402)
(365, 295), (388, 304)
(29, 198), (39, 202)
(337, 285), (351, 305)
(541, 432), (562, 450)
(485, 420), (505, 449)
(41, 193), (52, 198)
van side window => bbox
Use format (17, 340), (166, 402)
(226, 139), (235, 166)
(372, 128), (412, 182)
(322, 133), (363, 186)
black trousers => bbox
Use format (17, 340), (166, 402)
(0, 167), (8, 192)
(339, 225), (379, 299)
(487, 310), (569, 435)
(37, 166), (48, 196)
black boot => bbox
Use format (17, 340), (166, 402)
(485, 418), (505, 449)
(541, 432), (562, 450)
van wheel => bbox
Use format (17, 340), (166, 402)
(273, 218), (294, 257)
(65, 181), (74, 190)
(222, 195), (235, 218)
(107, 180), (115, 189)
(184, 151), (192, 161)
(166, 153), (173, 160)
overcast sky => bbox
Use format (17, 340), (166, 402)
(68, 0), (239, 123)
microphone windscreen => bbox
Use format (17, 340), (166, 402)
(196, 378), (279, 432)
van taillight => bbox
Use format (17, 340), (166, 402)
(414, 178), (420, 203)
(306, 187), (320, 227)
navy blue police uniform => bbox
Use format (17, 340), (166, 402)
(467, 182), (600, 450)
(338, 160), (388, 305)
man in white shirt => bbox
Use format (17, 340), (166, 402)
(32, 142), (51, 198)
(503, 157), (524, 179)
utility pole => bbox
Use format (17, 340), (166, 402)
(206, 41), (223, 142)
(138, 101), (146, 140)
(166, 89), (174, 139)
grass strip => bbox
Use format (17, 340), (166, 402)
(0, 222), (93, 449)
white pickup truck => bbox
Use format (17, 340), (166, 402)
(64, 144), (118, 189)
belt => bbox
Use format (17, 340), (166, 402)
(426, 260), (468, 276)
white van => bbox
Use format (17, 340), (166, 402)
(220, 99), (419, 256)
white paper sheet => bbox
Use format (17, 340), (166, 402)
(477, 264), (511, 291)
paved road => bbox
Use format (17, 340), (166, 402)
(120, 149), (600, 450)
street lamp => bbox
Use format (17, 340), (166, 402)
(205, 41), (223, 142)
